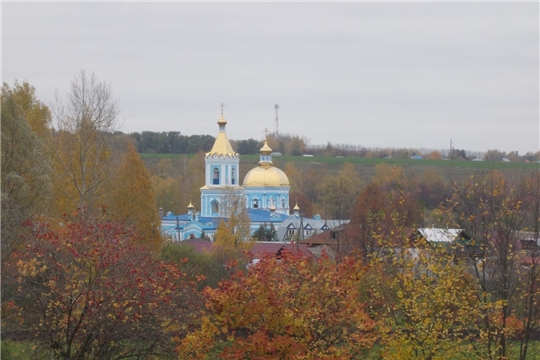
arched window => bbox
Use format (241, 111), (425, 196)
(212, 200), (219, 214)
(253, 198), (259, 209)
(281, 198), (286, 208)
(213, 168), (219, 185)
(231, 167), (236, 185)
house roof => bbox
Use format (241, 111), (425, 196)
(416, 228), (466, 243)
(276, 218), (349, 242)
(305, 244), (336, 262)
(299, 230), (340, 245)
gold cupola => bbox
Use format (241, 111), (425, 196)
(206, 112), (238, 159)
(258, 139), (273, 167)
(243, 137), (290, 187)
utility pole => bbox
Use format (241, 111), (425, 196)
(274, 104), (279, 137)
(296, 216), (304, 251)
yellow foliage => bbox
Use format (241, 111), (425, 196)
(108, 143), (163, 251)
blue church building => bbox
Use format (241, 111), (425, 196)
(161, 110), (299, 241)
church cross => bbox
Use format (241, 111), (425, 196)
(220, 103), (225, 114)
(263, 128), (270, 138)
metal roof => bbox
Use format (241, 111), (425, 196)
(417, 228), (464, 243)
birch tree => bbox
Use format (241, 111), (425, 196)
(50, 70), (120, 223)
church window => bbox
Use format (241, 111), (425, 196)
(253, 198), (259, 209)
(212, 201), (219, 214)
(213, 168), (220, 185)
(231, 167), (236, 185)
(281, 198), (285, 208)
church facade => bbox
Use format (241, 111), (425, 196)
(161, 111), (296, 241)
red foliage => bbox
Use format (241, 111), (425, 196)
(4, 219), (202, 359)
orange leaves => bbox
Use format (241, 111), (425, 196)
(177, 251), (378, 359)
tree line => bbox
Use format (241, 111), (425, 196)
(128, 129), (539, 162)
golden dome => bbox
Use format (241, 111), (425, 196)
(260, 139), (272, 155)
(217, 114), (227, 126)
(243, 166), (290, 187)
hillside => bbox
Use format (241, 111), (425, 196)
(140, 153), (539, 184)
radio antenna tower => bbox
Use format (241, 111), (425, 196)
(274, 104), (279, 137)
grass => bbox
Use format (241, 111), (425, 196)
(140, 152), (540, 169)
(1, 340), (39, 360)
(140, 152), (539, 184)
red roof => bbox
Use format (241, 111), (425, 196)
(249, 242), (314, 259)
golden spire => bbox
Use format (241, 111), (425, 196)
(217, 103), (227, 126)
(206, 108), (238, 158)
(260, 138), (272, 155)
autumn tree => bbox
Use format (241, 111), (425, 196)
(284, 162), (302, 194)
(3, 80), (52, 137)
(49, 70), (120, 223)
(302, 167), (325, 205)
(348, 182), (424, 263)
(211, 191), (254, 273)
(415, 168), (449, 210)
(442, 170), (539, 359)
(485, 149), (507, 162)
(3, 219), (202, 360)
(371, 163), (407, 192)
(1, 81), (52, 265)
(108, 142), (162, 251)
(152, 174), (183, 215)
(516, 170), (540, 360)
(177, 252), (378, 359)
(317, 163), (363, 219)
(162, 242), (223, 289)
(181, 151), (206, 210)
(368, 236), (480, 359)
(156, 157), (174, 177)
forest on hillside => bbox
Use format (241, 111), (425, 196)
(3, 74), (540, 359)
(128, 129), (540, 163)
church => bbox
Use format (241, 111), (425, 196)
(160, 110), (342, 242)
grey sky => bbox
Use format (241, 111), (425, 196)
(3, 2), (539, 154)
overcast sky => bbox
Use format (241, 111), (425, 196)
(3, 2), (539, 154)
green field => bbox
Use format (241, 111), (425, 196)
(140, 153), (539, 183)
